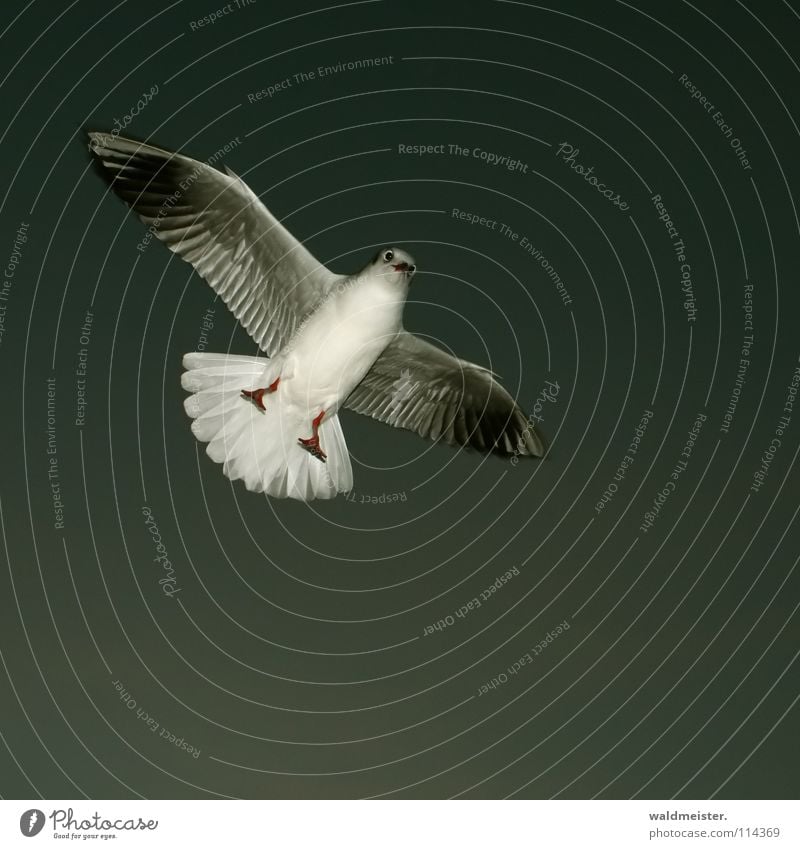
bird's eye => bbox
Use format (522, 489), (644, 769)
(408, 264), (416, 274)
(383, 249), (394, 262)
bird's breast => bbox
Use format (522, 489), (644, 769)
(284, 279), (404, 410)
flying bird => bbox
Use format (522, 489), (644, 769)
(88, 133), (545, 500)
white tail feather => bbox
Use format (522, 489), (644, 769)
(182, 352), (353, 501)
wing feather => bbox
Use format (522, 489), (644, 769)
(88, 132), (339, 354)
(345, 330), (546, 458)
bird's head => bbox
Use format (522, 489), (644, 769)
(370, 246), (417, 284)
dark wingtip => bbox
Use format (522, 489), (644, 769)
(489, 388), (547, 460)
(85, 128), (114, 188)
(527, 424), (548, 459)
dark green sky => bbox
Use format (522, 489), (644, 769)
(0, 0), (798, 799)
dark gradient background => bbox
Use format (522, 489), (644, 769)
(0, 0), (798, 800)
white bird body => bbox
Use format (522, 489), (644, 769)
(277, 272), (406, 419)
(181, 349), (353, 500)
(179, 260), (412, 500)
(88, 132), (545, 502)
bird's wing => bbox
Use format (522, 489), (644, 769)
(88, 132), (339, 355)
(344, 330), (545, 457)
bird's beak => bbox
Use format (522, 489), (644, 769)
(392, 262), (409, 272)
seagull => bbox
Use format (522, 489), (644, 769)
(88, 133), (545, 501)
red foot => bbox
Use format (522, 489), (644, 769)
(298, 436), (326, 462)
(298, 410), (327, 463)
(241, 377), (280, 411)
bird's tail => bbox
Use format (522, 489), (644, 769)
(181, 352), (353, 500)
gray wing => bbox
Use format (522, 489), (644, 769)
(345, 330), (546, 458)
(88, 132), (339, 355)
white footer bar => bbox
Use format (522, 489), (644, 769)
(2, 800), (796, 847)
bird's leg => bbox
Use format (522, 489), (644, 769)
(298, 410), (327, 462)
(241, 376), (280, 411)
